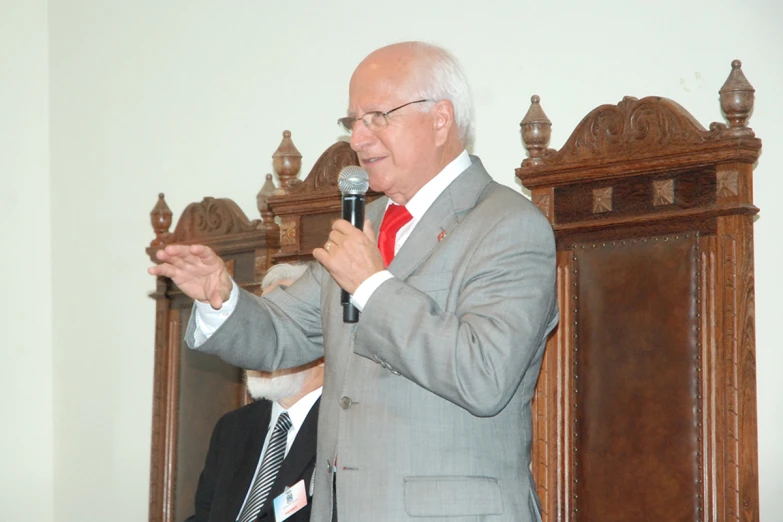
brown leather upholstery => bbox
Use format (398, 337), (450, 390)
(518, 60), (760, 521)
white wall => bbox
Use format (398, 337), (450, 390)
(0, 1), (53, 521)
(6, 0), (774, 520)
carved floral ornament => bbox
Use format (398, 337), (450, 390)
(519, 60), (756, 170)
(532, 192), (552, 219)
(172, 197), (257, 242)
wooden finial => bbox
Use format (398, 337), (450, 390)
(719, 59), (755, 137)
(272, 130), (302, 189)
(150, 193), (172, 247)
(256, 173), (280, 234)
(520, 95), (552, 165)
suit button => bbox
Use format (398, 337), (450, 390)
(340, 396), (353, 409)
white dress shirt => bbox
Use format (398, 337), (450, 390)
(194, 149), (471, 341)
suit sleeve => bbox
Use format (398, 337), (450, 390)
(354, 201), (558, 417)
(185, 263), (326, 372)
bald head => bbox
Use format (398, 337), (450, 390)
(347, 42), (474, 204)
(351, 42), (474, 149)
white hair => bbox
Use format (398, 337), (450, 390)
(249, 261), (317, 402)
(406, 42), (476, 150)
(261, 262), (309, 291)
(245, 370), (309, 402)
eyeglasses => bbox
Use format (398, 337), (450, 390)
(337, 99), (433, 133)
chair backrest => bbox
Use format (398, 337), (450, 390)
(517, 60), (760, 522)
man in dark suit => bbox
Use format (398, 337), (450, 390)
(185, 263), (322, 522)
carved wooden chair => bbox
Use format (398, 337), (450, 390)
(518, 60), (760, 522)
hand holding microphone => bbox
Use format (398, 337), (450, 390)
(337, 166), (370, 323)
(312, 166), (384, 323)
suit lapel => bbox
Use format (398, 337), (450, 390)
(390, 156), (493, 280)
(226, 401), (272, 520)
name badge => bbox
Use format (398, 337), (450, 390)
(272, 479), (308, 521)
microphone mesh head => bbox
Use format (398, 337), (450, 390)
(338, 166), (369, 195)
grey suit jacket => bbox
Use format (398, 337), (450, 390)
(188, 156), (558, 522)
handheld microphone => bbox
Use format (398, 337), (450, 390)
(337, 166), (370, 323)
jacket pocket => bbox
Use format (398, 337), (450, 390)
(404, 476), (503, 517)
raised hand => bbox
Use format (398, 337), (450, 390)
(148, 244), (232, 309)
(313, 219), (385, 295)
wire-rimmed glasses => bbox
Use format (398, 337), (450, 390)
(337, 99), (433, 133)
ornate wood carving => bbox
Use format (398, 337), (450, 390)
(520, 95), (554, 167)
(591, 187), (612, 213)
(653, 179), (675, 206)
(257, 173), (280, 236)
(532, 250), (575, 522)
(271, 140), (360, 198)
(517, 61), (760, 191)
(267, 139), (381, 261)
(717, 170), (740, 198)
(717, 214), (758, 521)
(532, 189), (553, 221)
(718, 60), (756, 138)
(272, 130), (302, 190)
(171, 197), (259, 242)
(280, 219), (297, 246)
(518, 60), (760, 522)
(150, 193), (173, 247)
(299, 141), (360, 192)
(535, 95), (722, 166)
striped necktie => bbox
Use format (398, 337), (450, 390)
(237, 412), (293, 522)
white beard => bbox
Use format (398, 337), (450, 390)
(245, 370), (308, 402)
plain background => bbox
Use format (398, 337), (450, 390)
(2, 1), (780, 520)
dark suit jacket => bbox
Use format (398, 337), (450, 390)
(185, 398), (320, 522)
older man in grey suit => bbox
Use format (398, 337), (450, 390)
(150, 41), (558, 522)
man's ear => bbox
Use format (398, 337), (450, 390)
(432, 99), (455, 146)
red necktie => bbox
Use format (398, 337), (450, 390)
(377, 204), (413, 267)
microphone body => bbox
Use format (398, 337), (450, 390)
(337, 166), (370, 323)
